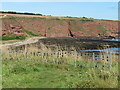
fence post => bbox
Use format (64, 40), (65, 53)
(92, 52), (96, 68)
(109, 52), (112, 71)
(74, 50), (77, 67)
(7, 48), (10, 60)
(56, 52), (59, 64)
(24, 45), (27, 59)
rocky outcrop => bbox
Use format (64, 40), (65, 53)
(2, 29), (7, 36)
(9, 24), (24, 36)
(1, 24), (24, 36)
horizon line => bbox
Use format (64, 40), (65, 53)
(0, 10), (118, 21)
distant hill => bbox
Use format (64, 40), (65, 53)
(0, 12), (119, 40)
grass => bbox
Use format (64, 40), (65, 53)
(0, 32), (26, 41)
(2, 57), (118, 88)
(98, 25), (108, 35)
(0, 29), (43, 44)
(23, 29), (43, 37)
(0, 35), (26, 41)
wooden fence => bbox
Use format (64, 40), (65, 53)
(1, 42), (119, 70)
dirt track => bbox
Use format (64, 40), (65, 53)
(0, 37), (46, 48)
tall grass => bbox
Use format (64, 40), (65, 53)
(2, 56), (118, 88)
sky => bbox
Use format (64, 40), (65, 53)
(1, 2), (118, 20)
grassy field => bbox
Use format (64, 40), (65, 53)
(2, 58), (118, 88)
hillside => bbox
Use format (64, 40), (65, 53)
(0, 13), (119, 40)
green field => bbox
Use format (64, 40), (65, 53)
(2, 58), (118, 88)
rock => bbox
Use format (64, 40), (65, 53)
(9, 24), (24, 36)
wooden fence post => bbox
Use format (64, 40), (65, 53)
(56, 52), (59, 64)
(109, 52), (112, 71)
(92, 52), (96, 68)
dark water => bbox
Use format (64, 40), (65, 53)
(83, 39), (119, 54)
(103, 39), (120, 41)
(82, 47), (120, 54)
(81, 39), (119, 60)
